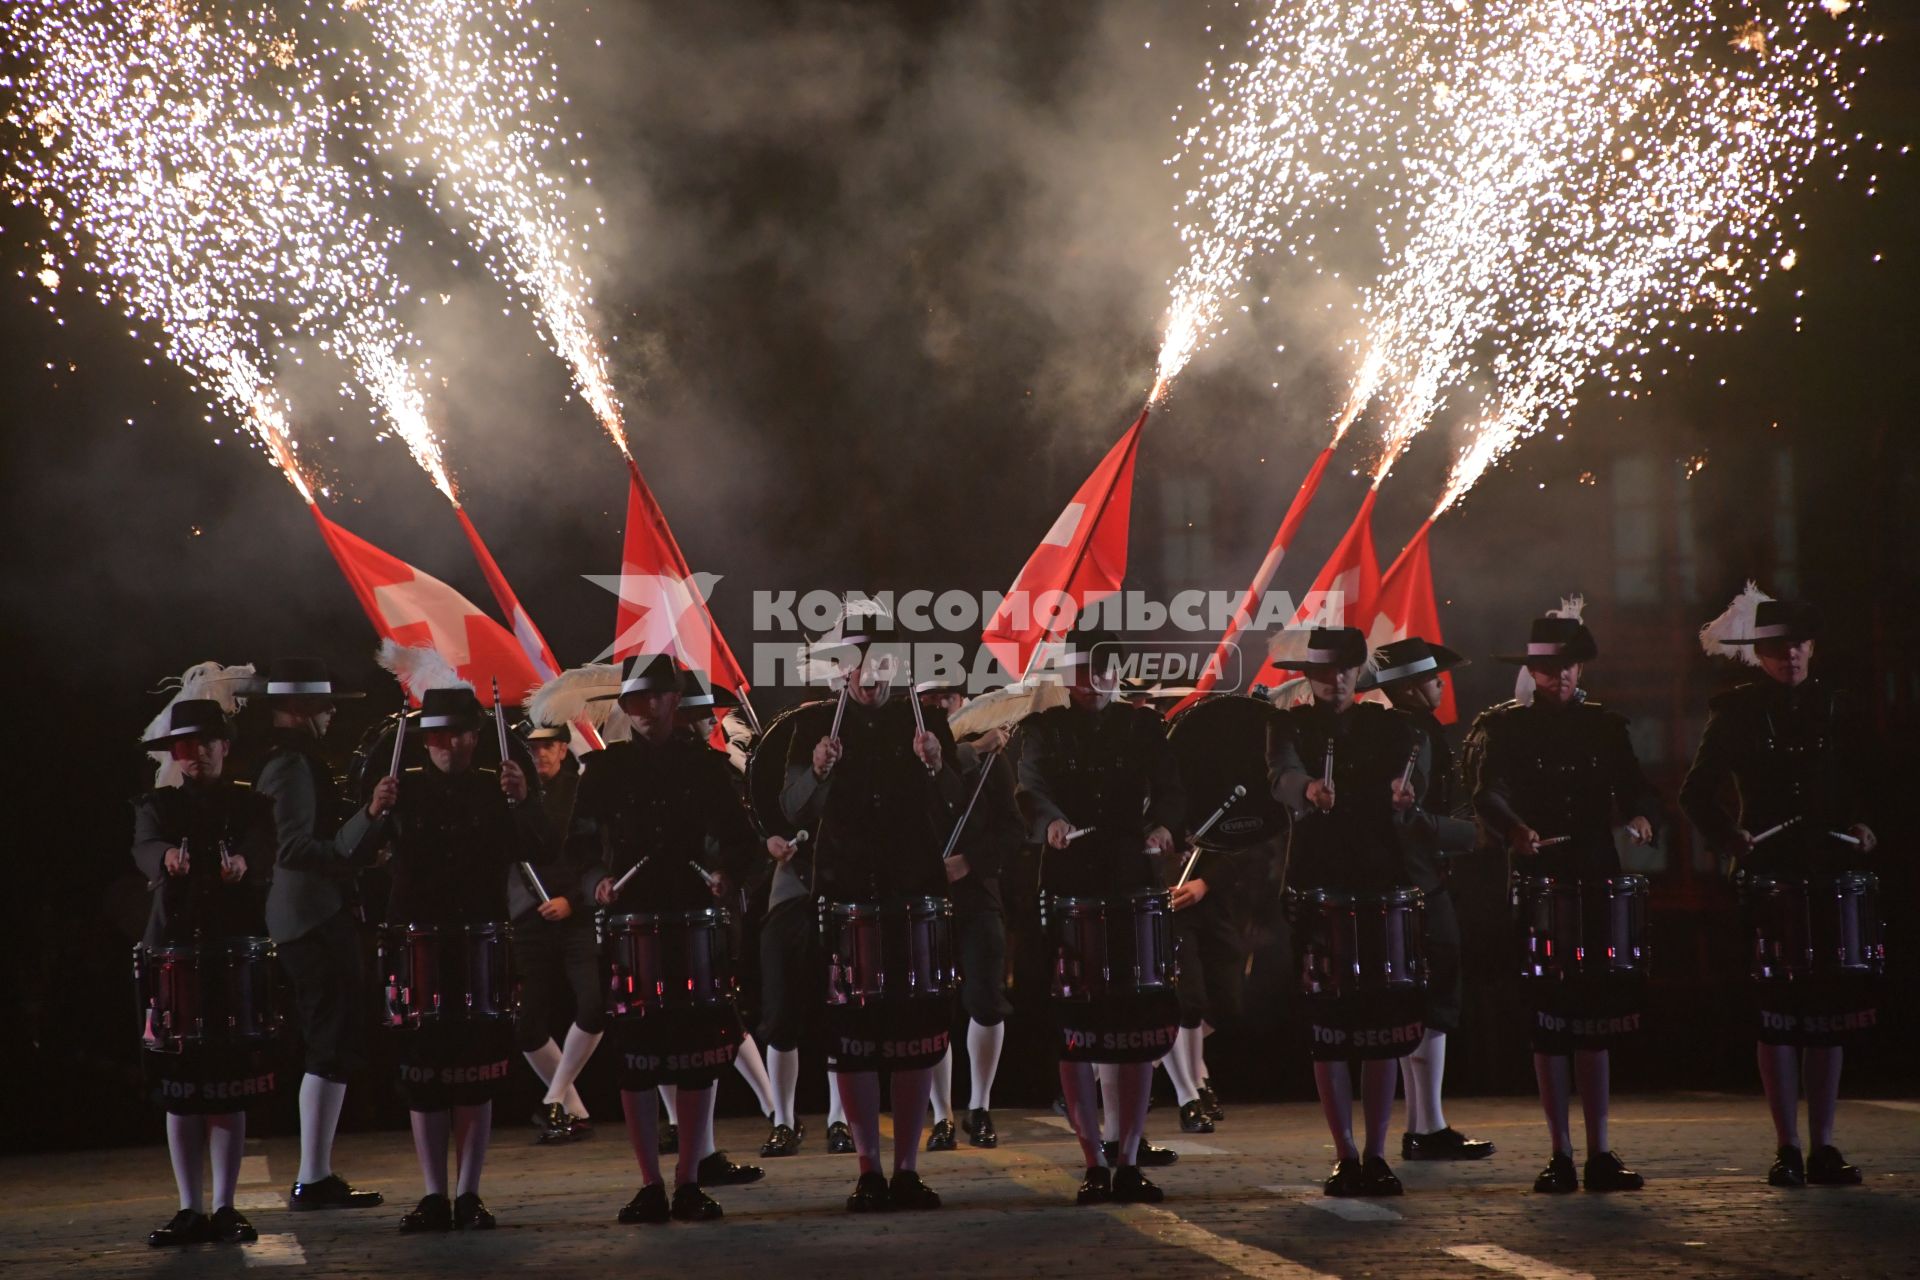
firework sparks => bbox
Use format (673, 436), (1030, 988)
(1154, 0), (1450, 402)
(3, 0), (456, 502)
(333, 0), (628, 456)
(1425, 0), (1864, 515)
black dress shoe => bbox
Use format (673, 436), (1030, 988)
(962, 1108), (998, 1148)
(1199, 1081), (1224, 1122)
(1051, 1094), (1069, 1117)
(147, 1208), (210, 1247)
(538, 1102), (586, 1145)
(1360, 1156), (1404, 1196)
(1808, 1145), (1862, 1186)
(697, 1151), (764, 1185)
(827, 1121), (856, 1154)
(761, 1123), (802, 1157)
(290, 1174), (385, 1211)
(618, 1183), (670, 1225)
(926, 1119), (957, 1151)
(1583, 1150), (1645, 1192)
(1403, 1127), (1496, 1161)
(1105, 1137), (1180, 1167)
(1112, 1166), (1165, 1204)
(1769, 1145), (1806, 1188)
(1534, 1153), (1578, 1194)
(1323, 1158), (1365, 1197)
(1178, 1099), (1215, 1134)
(671, 1184), (724, 1221)
(208, 1206), (257, 1244)
(399, 1194), (453, 1233)
(847, 1170), (891, 1213)
(889, 1168), (942, 1210)
(1075, 1166), (1112, 1205)
(658, 1122), (679, 1155)
(453, 1192), (496, 1230)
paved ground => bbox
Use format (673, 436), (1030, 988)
(3, 1093), (1917, 1279)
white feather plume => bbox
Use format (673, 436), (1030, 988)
(142, 661), (257, 788)
(528, 662), (626, 732)
(376, 640), (469, 702)
(1700, 580), (1772, 666)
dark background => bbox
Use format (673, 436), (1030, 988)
(2, 1), (1916, 1150)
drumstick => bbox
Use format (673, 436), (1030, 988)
(610, 856), (649, 896)
(518, 862), (552, 903)
(1827, 830), (1864, 847)
(942, 754), (1001, 859)
(1065, 826), (1095, 842)
(1175, 784), (1249, 890)
(789, 829), (811, 849)
(388, 697), (408, 777)
(1535, 835), (1572, 848)
(688, 858), (720, 889)
(823, 677), (851, 774)
(1751, 816), (1803, 845)
(1398, 745), (1420, 793)
(1322, 742), (1334, 789)
(906, 669), (936, 774)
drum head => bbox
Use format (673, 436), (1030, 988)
(1166, 694), (1289, 850)
(745, 700), (833, 838)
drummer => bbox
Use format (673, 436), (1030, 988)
(1265, 626), (1426, 1197)
(1681, 591), (1879, 1187)
(782, 606), (962, 1212)
(1018, 625), (1187, 1206)
(915, 677), (1019, 1151)
(1360, 637), (1495, 1163)
(133, 697), (277, 1247)
(580, 654), (767, 1223)
(1466, 612), (1661, 1194)
(382, 683), (541, 1232)
(512, 720), (604, 1145)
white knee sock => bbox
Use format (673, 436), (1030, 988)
(1194, 1022), (1212, 1085)
(734, 1034), (778, 1119)
(828, 1078), (847, 1127)
(207, 1113), (246, 1211)
(890, 1067), (935, 1172)
(410, 1110), (451, 1198)
(297, 1074), (347, 1185)
(659, 1082), (678, 1124)
(1095, 1063), (1120, 1142)
(1163, 1028), (1202, 1105)
(452, 1103), (491, 1198)
(966, 1020), (1004, 1111)
(620, 1089), (664, 1186)
(767, 1046), (800, 1128)
(165, 1112), (208, 1212)
(1402, 1029), (1447, 1133)
(675, 1085), (715, 1186)
(543, 1024), (601, 1116)
(930, 1047), (953, 1125)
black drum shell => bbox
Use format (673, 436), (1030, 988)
(1741, 871), (1885, 983)
(1047, 891), (1175, 1002)
(377, 922), (517, 1027)
(605, 908), (738, 1018)
(822, 897), (957, 1004)
(135, 936), (281, 1052)
(1288, 887), (1427, 998)
(1166, 694), (1291, 850)
(1511, 873), (1650, 982)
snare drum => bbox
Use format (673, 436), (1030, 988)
(1289, 888), (1427, 999)
(1743, 871), (1885, 983)
(1512, 874), (1650, 981)
(377, 922), (516, 1028)
(822, 898), (956, 1005)
(1048, 891), (1175, 1002)
(606, 909), (737, 1018)
(134, 936), (281, 1053)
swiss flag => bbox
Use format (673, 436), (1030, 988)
(454, 504), (606, 750)
(1169, 444), (1337, 716)
(982, 408), (1145, 678)
(310, 506), (540, 707)
(1370, 519), (1457, 723)
(1245, 488), (1382, 691)
(609, 459), (749, 697)
(454, 505), (560, 682)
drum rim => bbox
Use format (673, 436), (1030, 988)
(823, 895), (953, 916)
(1512, 872), (1653, 892)
(607, 907), (733, 927)
(744, 698), (832, 837)
(382, 920), (513, 937)
(1744, 870), (1879, 890)
(1289, 886), (1426, 906)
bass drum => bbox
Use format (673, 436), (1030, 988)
(1166, 694), (1289, 850)
(745, 699), (833, 838)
